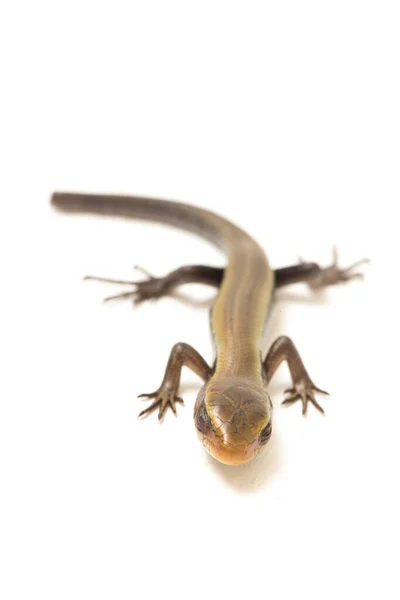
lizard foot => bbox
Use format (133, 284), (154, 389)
(282, 379), (329, 415)
(308, 247), (369, 289)
(138, 387), (184, 420)
(83, 266), (167, 304)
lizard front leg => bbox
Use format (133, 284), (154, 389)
(263, 336), (329, 415)
(138, 343), (212, 420)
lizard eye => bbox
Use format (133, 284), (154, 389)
(259, 421), (272, 445)
(195, 403), (211, 434)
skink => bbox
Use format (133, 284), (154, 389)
(51, 192), (366, 465)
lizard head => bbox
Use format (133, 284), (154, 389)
(194, 377), (272, 465)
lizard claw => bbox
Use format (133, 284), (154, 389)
(308, 247), (370, 289)
(83, 270), (167, 304)
(282, 381), (329, 415)
(138, 388), (184, 420)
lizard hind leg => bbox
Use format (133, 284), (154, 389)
(83, 264), (223, 305)
(274, 247), (369, 290)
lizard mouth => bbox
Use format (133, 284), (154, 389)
(198, 431), (261, 466)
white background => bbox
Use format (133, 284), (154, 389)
(0, 2), (399, 599)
